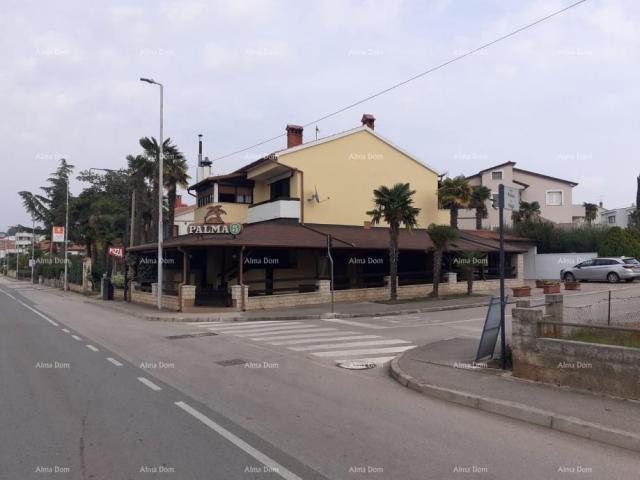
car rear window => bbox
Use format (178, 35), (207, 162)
(623, 258), (640, 265)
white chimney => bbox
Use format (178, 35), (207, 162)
(196, 134), (212, 182)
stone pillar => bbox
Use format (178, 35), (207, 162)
(544, 293), (564, 338)
(447, 272), (457, 286)
(151, 283), (158, 296)
(515, 254), (525, 282)
(180, 285), (196, 311)
(511, 306), (542, 353)
(316, 279), (331, 294)
(229, 285), (249, 311)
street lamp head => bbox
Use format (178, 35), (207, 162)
(140, 77), (155, 84)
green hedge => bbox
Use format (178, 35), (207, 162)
(508, 223), (608, 253)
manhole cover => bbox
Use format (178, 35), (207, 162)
(215, 358), (247, 367)
(165, 332), (218, 340)
(337, 361), (377, 370)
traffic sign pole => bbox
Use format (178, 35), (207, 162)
(499, 184), (507, 369)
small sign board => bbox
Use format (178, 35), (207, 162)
(52, 226), (65, 243)
(475, 296), (507, 361)
(28, 259), (35, 268)
(188, 223), (243, 235)
(502, 186), (520, 211)
(108, 247), (125, 258)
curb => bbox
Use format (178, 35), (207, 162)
(83, 298), (491, 323)
(389, 356), (640, 453)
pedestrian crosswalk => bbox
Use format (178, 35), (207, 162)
(190, 321), (416, 368)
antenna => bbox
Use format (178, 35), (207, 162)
(315, 125), (319, 140)
(308, 185), (330, 203)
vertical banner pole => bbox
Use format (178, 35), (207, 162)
(498, 184), (507, 369)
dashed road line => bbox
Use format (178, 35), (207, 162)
(86, 344), (99, 352)
(61, 328), (70, 333)
(71, 335), (82, 341)
(106, 357), (123, 367)
(175, 401), (303, 480)
(137, 377), (162, 391)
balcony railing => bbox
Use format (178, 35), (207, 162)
(247, 198), (300, 223)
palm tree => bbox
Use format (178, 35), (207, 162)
(138, 137), (185, 241)
(126, 154), (153, 246)
(367, 183), (421, 301)
(456, 251), (486, 295)
(426, 224), (459, 297)
(512, 201), (541, 224)
(164, 151), (190, 239)
(469, 186), (492, 230)
(583, 202), (598, 225)
(438, 175), (473, 229)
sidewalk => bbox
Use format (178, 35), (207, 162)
(390, 338), (640, 453)
(85, 293), (494, 322)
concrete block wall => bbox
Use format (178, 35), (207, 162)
(512, 296), (640, 400)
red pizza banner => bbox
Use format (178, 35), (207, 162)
(108, 247), (125, 258)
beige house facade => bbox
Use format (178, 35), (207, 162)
(459, 161), (578, 230)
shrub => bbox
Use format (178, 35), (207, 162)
(597, 227), (640, 258)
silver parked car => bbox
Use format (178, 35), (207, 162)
(561, 257), (640, 283)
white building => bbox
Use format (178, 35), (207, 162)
(601, 205), (636, 228)
(173, 195), (196, 237)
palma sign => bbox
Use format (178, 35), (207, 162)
(188, 223), (243, 235)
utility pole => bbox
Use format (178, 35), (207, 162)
(31, 217), (35, 283)
(63, 175), (69, 291)
(16, 227), (20, 279)
(498, 184), (506, 369)
(140, 77), (164, 310)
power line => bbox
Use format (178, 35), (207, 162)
(213, 0), (588, 162)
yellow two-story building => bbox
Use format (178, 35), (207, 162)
(130, 115), (528, 311)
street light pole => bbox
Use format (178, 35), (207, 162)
(64, 175), (69, 291)
(31, 217), (35, 284)
(140, 77), (164, 310)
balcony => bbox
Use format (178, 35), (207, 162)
(247, 199), (300, 224)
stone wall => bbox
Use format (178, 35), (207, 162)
(512, 296), (640, 400)
(131, 285), (180, 311)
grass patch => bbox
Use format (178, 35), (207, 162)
(376, 293), (487, 305)
(567, 330), (640, 349)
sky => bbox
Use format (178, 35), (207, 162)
(1, 0), (639, 231)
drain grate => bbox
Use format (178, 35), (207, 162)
(165, 332), (218, 340)
(215, 358), (247, 367)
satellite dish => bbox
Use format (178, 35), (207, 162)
(308, 185), (330, 203)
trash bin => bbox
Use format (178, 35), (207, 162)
(101, 276), (114, 301)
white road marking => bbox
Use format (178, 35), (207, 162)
(71, 335), (82, 341)
(250, 330), (356, 342)
(290, 339), (411, 352)
(137, 377), (162, 391)
(86, 344), (99, 352)
(322, 318), (387, 329)
(175, 401), (303, 480)
(268, 335), (380, 346)
(312, 345), (415, 357)
(191, 320), (286, 328)
(219, 324), (315, 335)
(61, 328), (70, 333)
(239, 327), (339, 338)
(205, 321), (300, 330)
(335, 356), (396, 366)
(0, 288), (60, 326)
(107, 357), (123, 367)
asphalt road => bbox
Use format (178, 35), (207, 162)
(2, 279), (640, 479)
(0, 286), (324, 480)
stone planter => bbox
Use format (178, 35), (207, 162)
(512, 286), (532, 297)
(542, 283), (561, 294)
(535, 280), (545, 288)
(564, 281), (581, 291)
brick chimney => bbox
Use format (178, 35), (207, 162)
(286, 124), (303, 148)
(361, 114), (375, 130)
